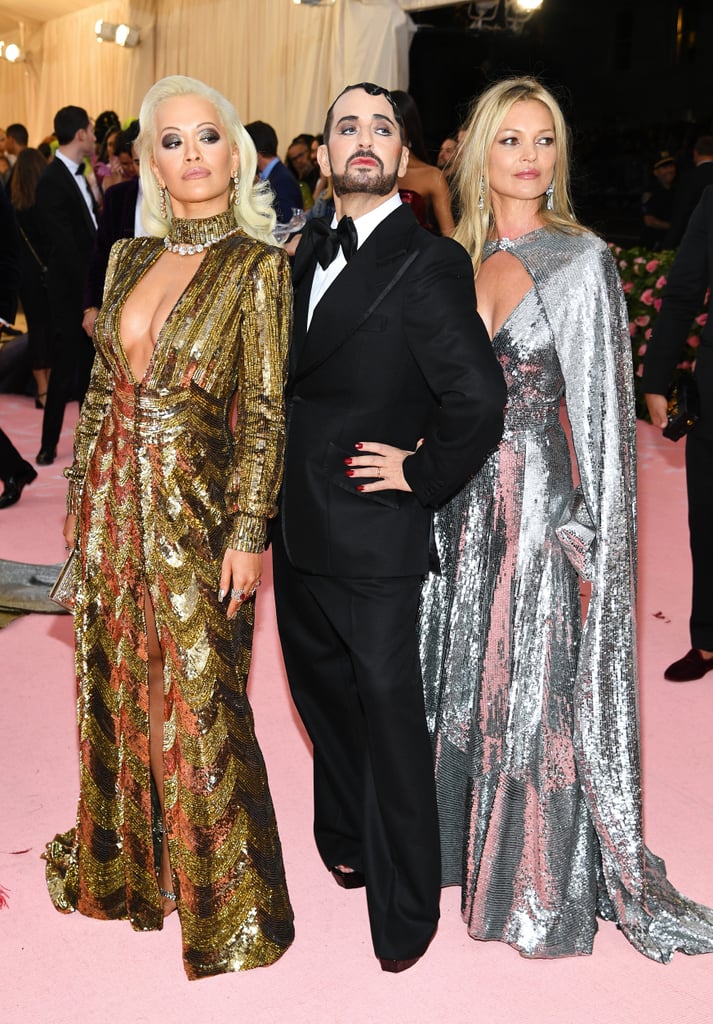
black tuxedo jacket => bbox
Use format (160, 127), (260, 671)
(643, 184), (713, 440)
(280, 203), (506, 578)
(83, 176), (139, 309)
(665, 161), (713, 248)
(35, 157), (96, 328)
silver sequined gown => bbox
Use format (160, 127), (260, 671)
(419, 227), (713, 961)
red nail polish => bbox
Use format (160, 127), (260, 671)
(355, 443), (363, 450)
(357, 485), (365, 491)
(344, 457), (352, 464)
(346, 469), (355, 477)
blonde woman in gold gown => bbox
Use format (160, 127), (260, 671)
(43, 76), (294, 979)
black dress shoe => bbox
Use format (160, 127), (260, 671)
(330, 866), (365, 890)
(664, 648), (713, 682)
(379, 955), (422, 973)
(0, 467), (38, 509)
(36, 448), (57, 466)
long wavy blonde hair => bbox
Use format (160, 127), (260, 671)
(137, 75), (277, 244)
(454, 77), (584, 274)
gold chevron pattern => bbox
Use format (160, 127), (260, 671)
(43, 230), (294, 979)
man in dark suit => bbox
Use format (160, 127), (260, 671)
(245, 120), (303, 224)
(34, 105), (97, 465)
(643, 184), (713, 681)
(272, 83), (506, 972)
(664, 135), (713, 248)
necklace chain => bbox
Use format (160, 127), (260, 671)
(163, 226), (241, 256)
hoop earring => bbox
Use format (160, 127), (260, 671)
(159, 185), (168, 220)
(230, 169), (240, 205)
(545, 182), (554, 211)
(478, 176), (485, 211)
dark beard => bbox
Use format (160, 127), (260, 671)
(331, 150), (399, 198)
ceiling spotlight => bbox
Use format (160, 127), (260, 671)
(115, 23), (140, 47)
(3, 42), (24, 62)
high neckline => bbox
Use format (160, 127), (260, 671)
(164, 210), (241, 255)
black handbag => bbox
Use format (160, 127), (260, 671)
(663, 374), (700, 441)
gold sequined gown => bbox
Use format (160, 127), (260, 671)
(419, 227), (713, 962)
(43, 214), (295, 979)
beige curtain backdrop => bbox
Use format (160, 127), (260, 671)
(1, 0), (412, 157)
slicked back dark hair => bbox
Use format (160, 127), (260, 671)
(323, 83), (405, 144)
(54, 106), (90, 146)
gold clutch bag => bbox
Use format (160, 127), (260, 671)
(49, 548), (78, 611)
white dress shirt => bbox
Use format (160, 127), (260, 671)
(307, 192), (402, 329)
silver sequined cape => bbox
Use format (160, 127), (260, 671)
(419, 226), (713, 961)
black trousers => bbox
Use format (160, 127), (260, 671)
(40, 325), (95, 454)
(0, 427), (33, 483)
(686, 430), (713, 649)
(272, 530), (440, 960)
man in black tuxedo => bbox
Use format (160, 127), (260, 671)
(272, 83), (506, 972)
(643, 185), (713, 681)
(664, 135), (713, 248)
(34, 105), (97, 465)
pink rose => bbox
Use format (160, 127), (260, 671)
(629, 322), (638, 336)
(645, 328), (652, 339)
(636, 364), (644, 377)
(623, 281), (634, 294)
(634, 257), (646, 264)
(696, 313), (708, 327)
(687, 335), (700, 348)
(635, 315), (650, 327)
(641, 288), (654, 306)
(656, 275), (667, 289)
(646, 259), (659, 272)
(654, 298), (662, 311)
(638, 343), (647, 355)
(619, 260), (628, 269)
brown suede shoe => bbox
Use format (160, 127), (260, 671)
(664, 649), (713, 682)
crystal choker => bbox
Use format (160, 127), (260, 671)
(163, 210), (241, 255)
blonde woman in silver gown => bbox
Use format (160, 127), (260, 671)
(43, 76), (294, 979)
(419, 77), (713, 961)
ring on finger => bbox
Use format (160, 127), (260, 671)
(230, 588), (246, 601)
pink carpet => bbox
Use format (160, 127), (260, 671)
(0, 391), (711, 1024)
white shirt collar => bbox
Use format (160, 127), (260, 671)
(331, 191), (402, 250)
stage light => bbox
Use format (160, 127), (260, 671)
(115, 23), (140, 47)
(95, 20), (117, 42)
(1, 41), (24, 62)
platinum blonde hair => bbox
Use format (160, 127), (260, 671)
(137, 75), (277, 244)
(454, 77), (583, 275)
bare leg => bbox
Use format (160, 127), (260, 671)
(144, 588), (176, 916)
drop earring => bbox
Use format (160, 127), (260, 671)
(546, 181), (554, 211)
(478, 177), (485, 211)
(230, 169), (240, 205)
(159, 185), (168, 220)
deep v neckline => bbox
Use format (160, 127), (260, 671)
(118, 245), (208, 386)
(483, 228), (546, 341)
(490, 285), (535, 341)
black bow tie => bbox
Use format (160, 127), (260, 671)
(310, 216), (358, 270)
